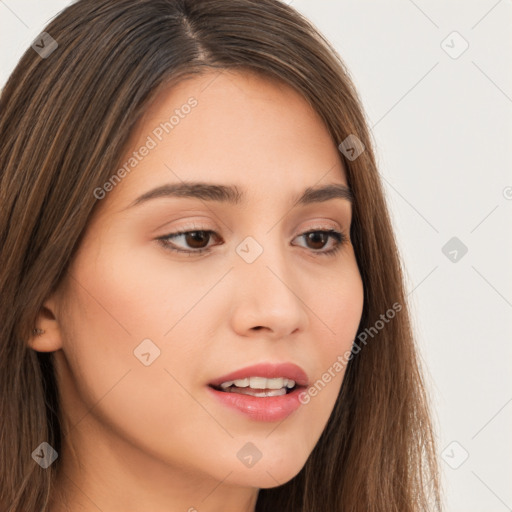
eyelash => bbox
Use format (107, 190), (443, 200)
(156, 228), (348, 257)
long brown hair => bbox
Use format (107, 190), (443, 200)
(0, 1), (442, 510)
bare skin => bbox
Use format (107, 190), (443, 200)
(30, 69), (364, 512)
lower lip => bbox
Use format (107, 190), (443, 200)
(206, 385), (305, 422)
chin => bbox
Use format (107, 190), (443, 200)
(224, 459), (306, 489)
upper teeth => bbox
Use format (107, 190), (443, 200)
(220, 377), (296, 390)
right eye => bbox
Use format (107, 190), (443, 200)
(157, 229), (222, 255)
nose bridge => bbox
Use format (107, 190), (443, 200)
(230, 228), (308, 335)
(236, 228), (289, 293)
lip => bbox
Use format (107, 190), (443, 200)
(206, 384), (306, 422)
(208, 362), (309, 388)
(206, 362), (309, 422)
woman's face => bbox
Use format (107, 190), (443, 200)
(43, 70), (364, 500)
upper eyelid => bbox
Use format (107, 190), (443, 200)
(162, 218), (344, 234)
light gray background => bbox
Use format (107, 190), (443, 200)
(1, 1), (511, 511)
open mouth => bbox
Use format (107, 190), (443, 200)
(207, 364), (309, 402)
(206, 372), (308, 421)
(208, 382), (300, 397)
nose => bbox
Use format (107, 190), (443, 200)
(229, 240), (309, 339)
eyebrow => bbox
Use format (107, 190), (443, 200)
(125, 181), (353, 210)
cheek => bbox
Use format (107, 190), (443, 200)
(58, 274), (226, 473)
(312, 256), (364, 356)
(297, 261), (364, 414)
(84, 235), (227, 337)
(59, 243), (239, 470)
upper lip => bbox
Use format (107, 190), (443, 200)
(209, 362), (309, 388)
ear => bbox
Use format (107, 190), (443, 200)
(28, 295), (64, 352)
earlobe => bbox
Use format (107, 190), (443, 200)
(28, 301), (64, 352)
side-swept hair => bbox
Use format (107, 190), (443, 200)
(0, 1), (442, 510)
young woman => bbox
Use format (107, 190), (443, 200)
(0, 1), (442, 510)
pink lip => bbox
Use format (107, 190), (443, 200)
(206, 385), (306, 422)
(208, 362), (309, 388)
(206, 362), (309, 422)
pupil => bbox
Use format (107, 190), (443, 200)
(187, 231), (209, 248)
(307, 232), (326, 250)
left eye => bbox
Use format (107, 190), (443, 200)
(157, 229), (347, 256)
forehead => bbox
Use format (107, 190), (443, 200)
(102, 69), (349, 212)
